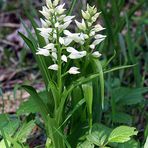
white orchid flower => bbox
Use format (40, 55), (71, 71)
(63, 38), (73, 46)
(39, 6), (51, 19)
(92, 38), (105, 46)
(37, 28), (52, 39)
(92, 51), (102, 58)
(59, 37), (72, 46)
(48, 64), (58, 70)
(51, 52), (57, 60)
(68, 67), (80, 74)
(67, 47), (87, 59)
(95, 34), (106, 39)
(90, 44), (95, 49)
(59, 20), (72, 30)
(64, 30), (83, 43)
(46, 0), (52, 8)
(56, 4), (66, 14)
(36, 48), (50, 56)
(61, 55), (67, 62)
(43, 43), (55, 49)
(94, 24), (105, 32)
(81, 10), (90, 20)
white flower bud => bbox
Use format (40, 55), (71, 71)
(92, 12), (100, 22)
(59, 37), (65, 45)
(61, 55), (67, 62)
(89, 31), (95, 37)
(39, 6), (50, 19)
(94, 24), (105, 32)
(92, 38), (105, 46)
(81, 10), (90, 20)
(36, 48), (50, 56)
(66, 47), (77, 53)
(43, 43), (55, 49)
(40, 19), (48, 28)
(55, 22), (60, 28)
(95, 34), (106, 39)
(46, 0), (52, 8)
(48, 64), (58, 70)
(69, 51), (87, 59)
(75, 19), (86, 31)
(92, 51), (102, 58)
(68, 67), (80, 74)
(51, 52), (57, 60)
(90, 44), (95, 49)
(53, 0), (59, 6)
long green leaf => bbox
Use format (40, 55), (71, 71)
(19, 32), (51, 87)
(82, 83), (93, 128)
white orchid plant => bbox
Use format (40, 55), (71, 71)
(36, 0), (106, 72)
(17, 0), (137, 147)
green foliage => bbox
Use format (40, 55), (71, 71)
(108, 126), (138, 143)
(1, 0), (147, 147)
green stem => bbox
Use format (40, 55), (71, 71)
(56, 28), (62, 104)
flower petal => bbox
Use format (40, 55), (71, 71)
(48, 64), (58, 70)
(68, 67), (80, 74)
(36, 48), (50, 56)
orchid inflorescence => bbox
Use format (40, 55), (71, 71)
(36, 0), (106, 75)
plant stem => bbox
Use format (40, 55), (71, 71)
(56, 28), (62, 103)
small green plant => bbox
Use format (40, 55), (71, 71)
(0, 0), (140, 147)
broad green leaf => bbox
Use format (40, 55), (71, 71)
(22, 85), (49, 122)
(0, 114), (20, 136)
(108, 126), (138, 143)
(17, 99), (38, 115)
(87, 124), (112, 146)
(118, 139), (140, 148)
(17, 90), (50, 115)
(15, 120), (35, 143)
(112, 112), (132, 125)
(77, 140), (94, 148)
(82, 82), (93, 128)
(112, 87), (148, 105)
